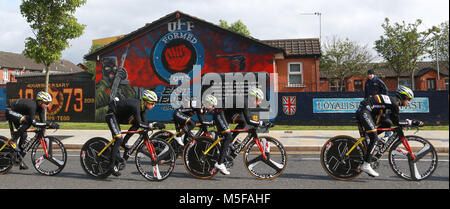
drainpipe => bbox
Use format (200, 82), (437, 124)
(314, 55), (318, 92)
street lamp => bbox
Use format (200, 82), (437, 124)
(300, 12), (322, 41)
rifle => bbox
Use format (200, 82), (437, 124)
(109, 44), (130, 101)
(216, 54), (246, 71)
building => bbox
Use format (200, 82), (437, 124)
(0, 51), (85, 84)
(85, 11), (321, 93)
(319, 62), (449, 92)
(84, 11), (321, 121)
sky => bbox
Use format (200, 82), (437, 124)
(0, 0), (448, 65)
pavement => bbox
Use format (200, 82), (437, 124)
(0, 129), (448, 153)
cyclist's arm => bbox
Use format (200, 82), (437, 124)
(242, 108), (260, 126)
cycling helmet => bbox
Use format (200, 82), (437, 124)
(36, 91), (52, 103)
(396, 85), (414, 100)
(204, 94), (217, 107)
(141, 90), (158, 103)
(249, 87), (264, 100)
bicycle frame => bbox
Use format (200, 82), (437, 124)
(96, 129), (156, 160)
(0, 128), (49, 157)
(202, 128), (267, 160)
(345, 126), (416, 160)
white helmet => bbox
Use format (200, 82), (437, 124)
(36, 91), (52, 103)
(396, 85), (414, 100)
(142, 90), (158, 103)
(203, 94), (217, 107)
(249, 87), (264, 99)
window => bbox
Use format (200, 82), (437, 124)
(354, 80), (363, 92)
(445, 79), (449, 90)
(330, 80), (346, 92)
(398, 78), (412, 89)
(2, 69), (9, 81)
(288, 62), (303, 86)
(427, 78), (436, 90)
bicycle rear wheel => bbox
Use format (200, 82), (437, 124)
(0, 136), (14, 175)
(31, 136), (67, 176)
(389, 135), (438, 181)
(243, 136), (287, 180)
(182, 136), (220, 179)
(135, 138), (176, 181)
(320, 135), (365, 181)
(80, 137), (112, 179)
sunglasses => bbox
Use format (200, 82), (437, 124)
(43, 101), (51, 105)
(146, 101), (155, 105)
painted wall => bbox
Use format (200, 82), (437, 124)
(94, 16), (277, 121)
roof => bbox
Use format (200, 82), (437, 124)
(0, 51), (84, 73)
(84, 11), (284, 61)
(261, 39), (321, 57)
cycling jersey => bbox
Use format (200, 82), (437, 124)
(357, 94), (401, 129)
(5, 99), (45, 152)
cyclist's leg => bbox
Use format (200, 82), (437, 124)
(6, 109), (30, 153)
(213, 110), (232, 174)
(356, 109), (379, 176)
(5, 109), (29, 169)
(105, 112), (125, 175)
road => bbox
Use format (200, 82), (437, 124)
(1, 152), (448, 189)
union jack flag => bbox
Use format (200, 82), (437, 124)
(282, 96), (296, 115)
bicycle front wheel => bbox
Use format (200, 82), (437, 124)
(389, 135), (438, 181)
(80, 137), (112, 179)
(182, 136), (220, 179)
(135, 138), (176, 181)
(0, 136), (14, 175)
(243, 136), (287, 180)
(320, 135), (365, 181)
(30, 136), (67, 176)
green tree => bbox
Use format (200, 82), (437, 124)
(320, 36), (374, 91)
(428, 21), (449, 68)
(84, 43), (104, 79)
(374, 18), (438, 89)
(20, 0), (86, 91)
(219, 19), (251, 37)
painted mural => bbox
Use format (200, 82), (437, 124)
(94, 14), (278, 121)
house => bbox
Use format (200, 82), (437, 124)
(319, 62), (449, 92)
(85, 11), (321, 93)
(0, 51), (85, 84)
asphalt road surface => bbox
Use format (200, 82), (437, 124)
(1, 152), (448, 189)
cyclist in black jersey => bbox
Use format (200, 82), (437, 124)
(224, 87), (268, 140)
(105, 90), (165, 176)
(5, 91), (58, 170)
(172, 97), (214, 146)
(356, 85), (422, 177)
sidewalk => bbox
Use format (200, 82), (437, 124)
(0, 129), (448, 153)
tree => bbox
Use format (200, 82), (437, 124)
(320, 36), (374, 91)
(428, 21), (449, 69)
(219, 19), (251, 37)
(374, 18), (438, 89)
(84, 43), (104, 79)
(20, 0), (86, 91)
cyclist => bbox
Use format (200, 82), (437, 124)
(356, 85), (421, 177)
(105, 90), (165, 176)
(224, 87), (268, 140)
(172, 96), (214, 146)
(5, 91), (58, 170)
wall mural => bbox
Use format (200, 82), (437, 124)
(95, 16), (276, 121)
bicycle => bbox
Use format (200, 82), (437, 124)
(0, 121), (66, 176)
(80, 126), (176, 181)
(320, 120), (438, 181)
(182, 122), (287, 180)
